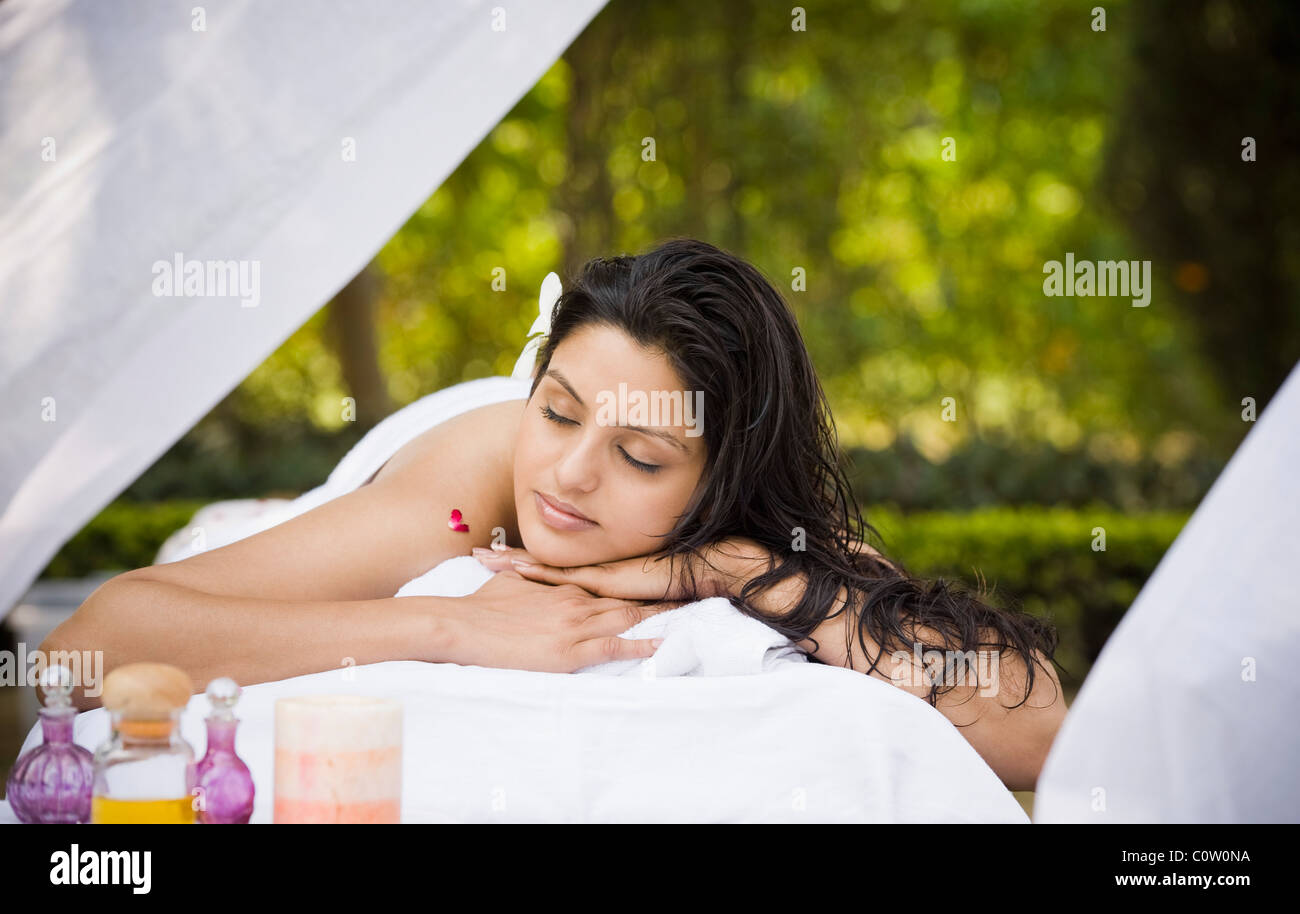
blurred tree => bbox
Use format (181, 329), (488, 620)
(1100, 0), (1300, 410)
(559, 7), (618, 281)
(325, 264), (391, 428)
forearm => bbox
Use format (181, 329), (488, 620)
(37, 576), (446, 711)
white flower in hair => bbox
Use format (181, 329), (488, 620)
(511, 271), (562, 380)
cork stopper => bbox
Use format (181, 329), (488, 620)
(101, 662), (193, 718)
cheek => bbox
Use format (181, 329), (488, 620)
(604, 485), (690, 543)
(511, 437), (539, 533)
(512, 418), (545, 488)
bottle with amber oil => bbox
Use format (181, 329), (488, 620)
(91, 662), (198, 824)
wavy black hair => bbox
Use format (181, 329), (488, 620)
(525, 237), (1061, 711)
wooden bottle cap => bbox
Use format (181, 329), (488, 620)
(101, 662), (194, 717)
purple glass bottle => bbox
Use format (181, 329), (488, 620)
(6, 665), (94, 824)
(194, 677), (255, 824)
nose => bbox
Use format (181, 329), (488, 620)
(553, 429), (600, 494)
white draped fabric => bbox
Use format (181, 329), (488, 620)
(1035, 361), (1300, 822)
(0, 0), (606, 619)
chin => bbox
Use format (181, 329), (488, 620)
(518, 519), (604, 567)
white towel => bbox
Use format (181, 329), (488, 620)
(396, 555), (810, 677)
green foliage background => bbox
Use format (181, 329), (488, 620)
(195, 0), (1249, 465)
(42, 0), (1300, 691)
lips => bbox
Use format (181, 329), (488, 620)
(534, 491), (597, 531)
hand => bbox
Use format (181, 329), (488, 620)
(440, 569), (684, 673)
(471, 537), (779, 609)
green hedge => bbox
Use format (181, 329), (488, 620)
(39, 500), (209, 579)
(864, 505), (1188, 689)
(842, 440), (1222, 512)
(38, 499), (1189, 689)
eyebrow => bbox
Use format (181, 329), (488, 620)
(544, 368), (691, 455)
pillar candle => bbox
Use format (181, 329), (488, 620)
(274, 696), (402, 823)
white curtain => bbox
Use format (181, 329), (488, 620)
(0, 0), (606, 619)
(1035, 361), (1300, 822)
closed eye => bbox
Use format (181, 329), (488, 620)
(618, 449), (661, 474)
(540, 404), (577, 426)
(540, 404), (662, 474)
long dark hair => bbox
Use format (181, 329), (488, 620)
(526, 237), (1060, 710)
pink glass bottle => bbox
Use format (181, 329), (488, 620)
(194, 677), (255, 824)
(6, 665), (94, 823)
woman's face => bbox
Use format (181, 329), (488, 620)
(513, 324), (708, 568)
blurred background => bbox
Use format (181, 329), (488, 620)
(4, 0), (1298, 808)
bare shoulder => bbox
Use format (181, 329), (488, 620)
(370, 395), (527, 542)
(370, 397), (525, 484)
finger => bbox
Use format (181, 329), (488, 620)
(472, 545), (535, 571)
(582, 599), (683, 638)
(641, 598), (692, 612)
(590, 596), (652, 613)
(505, 561), (602, 596)
(473, 553), (518, 572)
(511, 562), (614, 597)
(473, 543), (533, 556)
(575, 634), (663, 668)
(513, 556), (673, 600)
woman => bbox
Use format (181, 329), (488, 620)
(43, 238), (1065, 790)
